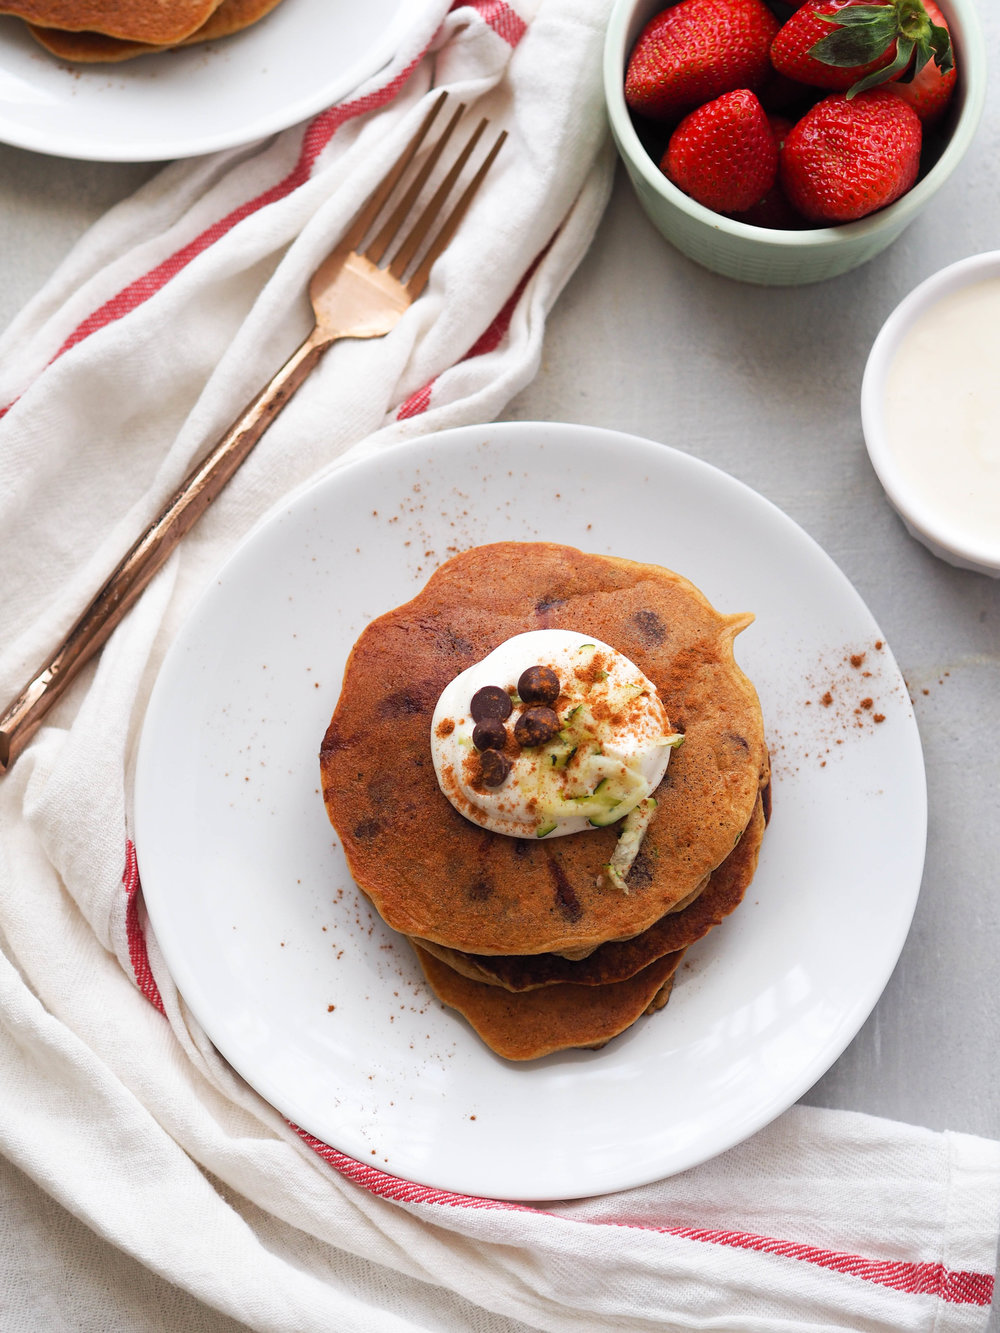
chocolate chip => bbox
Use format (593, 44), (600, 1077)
(630, 609), (667, 645)
(472, 718), (507, 751)
(470, 685), (512, 721)
(546, 857), (583, 921)
(379, 682), (439, 717)
(514, 706), (559, 748)
(479, 749), (511, 787)
(517, 664), (559, 705)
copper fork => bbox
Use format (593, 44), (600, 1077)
(0, 92), (505, 774)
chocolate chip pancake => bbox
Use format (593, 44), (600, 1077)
(320, 542), (768, 958)
(27, 0), (283, 61)
(0, 0), (223, 42)
(413, 790), (766, 990)
(412, 942), (686, 1062)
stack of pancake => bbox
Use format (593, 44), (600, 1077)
(2, 0), (285, 62)
(320, 542), (770, 1061)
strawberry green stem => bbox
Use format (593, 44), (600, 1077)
(809, 0), (954, 97)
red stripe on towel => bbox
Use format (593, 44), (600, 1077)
(293, 1125), (533, 1211)
(667, 1226), (994, 1305)
(396, 382), (435, 421)
(122, 839), (166, 1014)
(293, 1125), (993, 1307)
(395, 253), (541, 419)
(452, 0), (527, 45)
(396, 381), (434, 420)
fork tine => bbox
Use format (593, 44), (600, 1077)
(339, 90), (449, 255)
(364, 101), (466, 267)
(401, 126), (508, 299)
(386, 116), (488, 280)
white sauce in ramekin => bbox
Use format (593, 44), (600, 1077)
(883, 276), (1000, 552)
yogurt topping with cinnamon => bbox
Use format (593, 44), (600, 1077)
(430, 629), (681, 840)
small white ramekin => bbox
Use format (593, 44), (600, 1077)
(861, 251), (1000, 577)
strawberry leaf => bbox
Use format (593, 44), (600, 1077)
(810, 9), (901, 68)
(847, 35), (914, 94)
(922, 18), (954, 74)
(807, 0), (955, 98)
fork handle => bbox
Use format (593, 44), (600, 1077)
(0, 326), (329, 774)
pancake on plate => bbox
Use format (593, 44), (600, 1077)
(26, 0), (283, 60)
(321, 541), (768, 959)
(413, 790), (766, 991)
(0, 0), (223, 42)
(412, 942), (686, 1062)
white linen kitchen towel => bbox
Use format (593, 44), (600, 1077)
(1, 2), (998, 1331)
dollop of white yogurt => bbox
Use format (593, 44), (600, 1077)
(430, 629), (681, 839)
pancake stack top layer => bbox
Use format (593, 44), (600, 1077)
(1, 0), (224, 41)
(320, 542), (770, 1061)
(321, 542), (768, 958)
(2, 0), (284, 61)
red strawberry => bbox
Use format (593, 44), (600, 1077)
(889, 0), (956, 122)
(662, 89), (779, 214)
(780, 88), (922, 222)
(625, 0), (780, 123)
(731, 181), (810, 228)
(767, 112), (796, 149)
(772, 0), (895, 89)
(770, 0), (954, 98)
(729, 114), (809, 227)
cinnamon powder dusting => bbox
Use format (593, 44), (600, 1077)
(768, 640), (903, 773)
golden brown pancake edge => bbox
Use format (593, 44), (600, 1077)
(413, 942), (687, 1062)
(27, 0), (284, 61)
(413, 790), (766, 990)
(3, 0), (223, 43)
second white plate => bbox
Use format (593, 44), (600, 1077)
(134, 422), (927, 1200)
(0, 0), (413, 160)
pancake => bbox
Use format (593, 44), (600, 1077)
(28, 0), (283, 60)
(320, 542), (768, 958)
(1, 0), (223, 42)
(412, 943), (686, 1061)
(413, 789), (766, 990)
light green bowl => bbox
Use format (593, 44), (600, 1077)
(603, 0), (987, 286)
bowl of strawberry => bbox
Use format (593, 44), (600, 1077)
(603, 0), (986, 284)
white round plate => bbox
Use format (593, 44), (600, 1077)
(134, 423), (927, 1201)
(0, 0), (412, 161)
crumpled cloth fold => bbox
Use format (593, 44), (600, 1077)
(1, 2), (998, 1330)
